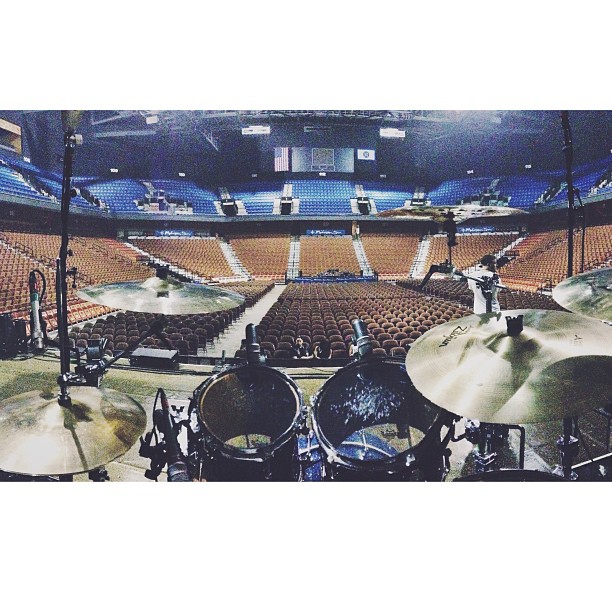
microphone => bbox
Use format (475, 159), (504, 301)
(351, 318), (373, 359)
(155, 388), (191, 482)
(28, 270), (45, 351)
(245, 323), (264, 365)
(61, 110), (84, 134)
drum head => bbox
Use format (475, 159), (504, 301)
(312, 359), (440, 468)
(454, 469), (566, 482)
(197, 366), (301, 457)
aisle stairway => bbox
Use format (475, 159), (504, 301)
(287, 235), (300, 280)
(219, 238), (250, 279)
(410, 236), (431, 277)
(352, 235), (374, 276)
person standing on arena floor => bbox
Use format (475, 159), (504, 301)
(467, 254), (503, 314)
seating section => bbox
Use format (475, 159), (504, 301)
(150, 180), (218, 215)
(423, 232), (518, 273)
(361, 181), (415, 212)
(398, 279), (564, 311)
(299, 236), (361, 275)
(227, 180), (282, 215)
(0, 164), (51, 204)
(130, 237), (235, 279)
(496, 175), (550, 209)
(256, 282), (470, 359)
(428, 177), (495, 206)
(290, 180), (354, 215)
(501, 224), (612, 289)
(0, 230), (153, 329)
(67, 281), (273, 356)
(359, 233), (421, 278)
(0, 241), (47, 317)
(86, 179), (146, 212)
(3, 149), (611, 216)
(227, 233), (290, 279)
(30, 175), (95, 209)
(547, 158), (612, 207)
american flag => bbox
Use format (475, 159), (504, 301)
(274, 147), (289, 172)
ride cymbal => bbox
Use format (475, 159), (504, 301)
(0, 387), (146, 476)
(405, 309), (612, 424)
(77, 275), (245, 315)
(552, 267), (612, 322)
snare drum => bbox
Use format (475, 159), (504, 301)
(192, 365), (304, 481)
(310, 358), (455, 481)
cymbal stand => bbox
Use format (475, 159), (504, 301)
(462, 420), (526, 472)
(553, 417), (579, 480)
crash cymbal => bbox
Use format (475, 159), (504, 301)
(378, 205), (527, 222)
(0, 387), (146, 476)
(552, 267), (612, 322)
(405, 309), (612, 424)
(77, 275), (245, 315)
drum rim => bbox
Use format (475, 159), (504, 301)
(311, 357), (443, 473)
(195, 364), (304, 461)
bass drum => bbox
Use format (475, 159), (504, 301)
(193, 365), (303, 481)
(454, 469), (566, 482)
(310, 358), (455, 481)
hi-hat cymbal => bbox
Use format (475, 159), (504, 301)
(552, 267), (612, 322)
(77, 276), (245, 315)
(405, 309), (612, 424)
(0, 387), (147, 476)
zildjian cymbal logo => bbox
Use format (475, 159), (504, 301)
(439, 325), (471, 347)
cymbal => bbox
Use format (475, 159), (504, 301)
(77, 276), (245, 315)
(552, 267), (612, 322)
(0, 387), (147, 476)
(405, 309), (612, 424)
(378, 205), (527, 222)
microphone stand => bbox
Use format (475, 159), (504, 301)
(574, 187), (586, 273)
(561, 111), (577, 279)
(56, 127), (82, 406)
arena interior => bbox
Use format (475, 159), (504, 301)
(0, 109), (611, 485)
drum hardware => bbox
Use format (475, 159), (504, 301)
(551, 416), (598, 481)
(595, 404), (612, 451)
(454, 420), (526, 472)
(140, 390), (199, 481)
(294, 428), (325, 482)
(77, 265), (245, 315)
(67, 316), (171, 388)
(552, 418), (580, 480)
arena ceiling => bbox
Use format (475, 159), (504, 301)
(13, 110), (612, 185)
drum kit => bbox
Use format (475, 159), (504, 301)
(0, 112), (609, 483)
